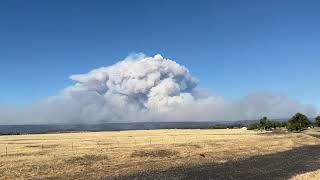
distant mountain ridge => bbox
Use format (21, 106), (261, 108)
(0, 120), (282, 134)
(7, 117), (318, 135)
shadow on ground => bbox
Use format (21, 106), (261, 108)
(112, 143), (320, 180)
(308, 134), (320, 139)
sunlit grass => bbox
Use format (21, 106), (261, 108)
(0, 128), (319, 179)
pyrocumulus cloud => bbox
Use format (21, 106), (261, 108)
(0, 54), (317, 124)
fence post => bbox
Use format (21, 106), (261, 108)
(116, 138), (119, 147)
(5, 144), (7, 156)
(72, 142), (74, 150)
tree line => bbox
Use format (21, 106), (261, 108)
(207, 113), (320, 132)
(247, 113), (320, 132)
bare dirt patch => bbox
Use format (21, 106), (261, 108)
(131, 149), (179, 158)
(65, 154), (109, 165)
(175, 143), (201, 148)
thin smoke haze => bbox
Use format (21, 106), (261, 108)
(0, 54), (317, 125)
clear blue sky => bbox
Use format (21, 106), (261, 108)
(0, 0), (319, 108)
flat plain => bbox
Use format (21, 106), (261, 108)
(0, 128), (320, 180)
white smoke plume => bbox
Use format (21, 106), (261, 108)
(0, 54), (317, 124)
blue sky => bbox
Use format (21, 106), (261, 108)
(0, 0), (319, 108)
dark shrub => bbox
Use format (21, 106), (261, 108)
(287, 113), (311, 132)
(316, 116), (320, 127)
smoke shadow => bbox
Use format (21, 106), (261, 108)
(113, 144), (320, 180)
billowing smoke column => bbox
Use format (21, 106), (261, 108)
(66, 54), (198, 112)
(0, 54), (317, 124)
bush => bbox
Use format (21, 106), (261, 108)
(287, 113), (311, 132)
(316, 116), (320, 127)
(247, 123), (260, 130)
(259, 117), (275, 130)
(269, 121), (287, 129)
(246, 116), (287, 130)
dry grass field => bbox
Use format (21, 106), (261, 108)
(0, 128), (320, 179)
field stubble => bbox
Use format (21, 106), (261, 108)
(0, 128), (319, 179)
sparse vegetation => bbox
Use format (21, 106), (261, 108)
(0, 128), (319, 179)
(0, 115), (317, 179)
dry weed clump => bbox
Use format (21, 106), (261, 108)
(175, 143), (202, 148)
(65, 154), (109, 165)
(258, 129), (288, 136)
(131, 149), (179, 158)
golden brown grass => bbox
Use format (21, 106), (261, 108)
(291, 170), (320, 180)
(291, 169), (320, 180)
(0, 128), (319, 179)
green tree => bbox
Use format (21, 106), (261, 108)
(287, 113), (311, 132)
(315, 116), (320, 127)
(259, 116), (269, 130)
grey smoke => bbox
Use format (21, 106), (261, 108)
(0, 54), (317, 124)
